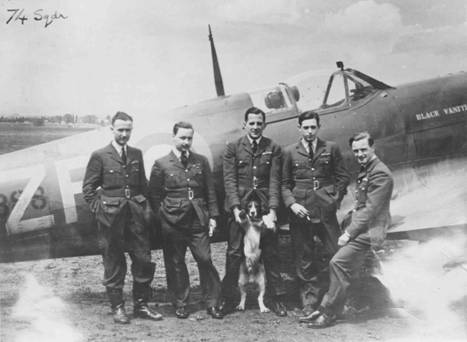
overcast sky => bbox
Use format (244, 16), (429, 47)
(1, 0), (466, 118)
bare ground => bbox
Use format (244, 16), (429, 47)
(0, 236), (424, 342)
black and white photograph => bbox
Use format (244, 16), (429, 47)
(1, 1), (466, 341)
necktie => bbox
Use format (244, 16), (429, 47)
(121, 146), (127, 164)
(308, 141), (314, 160)
(181, 151), (188, 168)
(252, 139), (258, 154)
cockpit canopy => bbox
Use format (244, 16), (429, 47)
(321, 67), (392, 110)
(246, 64), (393, 119)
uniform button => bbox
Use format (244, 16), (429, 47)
(125, 174), (129, 178)
(253, 166), (257, 169)
(187, 178), (190, 181)
(311, 168), (315, 171)
(185, 169), (188, 172)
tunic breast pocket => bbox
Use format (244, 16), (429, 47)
(103, 168), (122, 184)
(357, 178), (369, 203)
(237, 159), (249, 175)
(129, 161), (140, 184)
(191, 164), (204, 185)
(259, 153), (272, 173)
(165, 172), (180, 189)
(318, 154), (332, 172)
(293, 161), (308, 179)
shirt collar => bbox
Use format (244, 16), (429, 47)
(247, 135), (262, 145)
(360, 155), (377, 172)
(111, 140), (126, 155)
(301, 138), (317, 153)
(172, 147), (190, 160)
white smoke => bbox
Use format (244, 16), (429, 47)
(12, 274), (83, 342)
(378, 235), (467, 341)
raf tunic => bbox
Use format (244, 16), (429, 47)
(82, 143), (154, 306)
(148, 150), (221, 308)
(319, 156), (393, 316)
(222, 135), (286, 301)
(281, 138), (350, 309)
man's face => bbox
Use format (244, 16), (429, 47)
(299, 118), (320, 142)
(173, 127), (194, 152)
(244, 113), (265, 139)
(111, 119), (133, 146)
(352, 138), (375, 166)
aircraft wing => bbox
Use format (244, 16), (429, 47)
(338, 157), (467, 241)
(387, 168), (467, 240)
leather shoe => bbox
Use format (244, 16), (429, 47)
(219, 299), (236, 315)
(206, 306), (224, 319)
(299, 310), (321, 323)
(175, 306), (189, 319)
(113, 304), (130, 324)
(269, 300), (287, 317)
(307, 313), (336, 329)
(134, 302), (163, 321)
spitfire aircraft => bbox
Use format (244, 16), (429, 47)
(1, 28), (466, 262)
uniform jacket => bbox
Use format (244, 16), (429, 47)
(148, 150), (219, 230)
(346, 156), (393, 246)
(223, 135), (281, 213)
(282, 138), (350, 220)
(82, 143), (148, 227)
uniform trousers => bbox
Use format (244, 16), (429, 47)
(290, 219), (339, 309)
(161, 216), (221, 308)
(221, 216), (286, 301)
(319, 238), (371, 315)
(98, 205), (155, 305)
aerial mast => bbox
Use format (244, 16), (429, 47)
(208, 25), (225, 97)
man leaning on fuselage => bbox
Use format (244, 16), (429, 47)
(307, 131), (394, 329)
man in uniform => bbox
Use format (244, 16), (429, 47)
(307, 131), (394, 328)
(282, 110), (350, 319)
(220, 106), (287, 317)
(148, 121), (224, 320)
(82, 111), (162, 324)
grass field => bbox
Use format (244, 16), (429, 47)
(0, 122), (96, 154)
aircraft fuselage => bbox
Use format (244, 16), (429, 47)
(1, 69), (466, 262)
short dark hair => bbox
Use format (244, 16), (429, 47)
(298, 111), (320, 127)
(349, 131), (374, 147)
(173, 121), (194, 135)
(244, 106), (265, 122)
(111, 111), (133, 125)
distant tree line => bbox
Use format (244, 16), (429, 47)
(0, 114), (107, 126)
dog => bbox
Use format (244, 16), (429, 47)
(236, 199), (269, 313)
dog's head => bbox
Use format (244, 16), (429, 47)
(246, 200), (262, 220)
